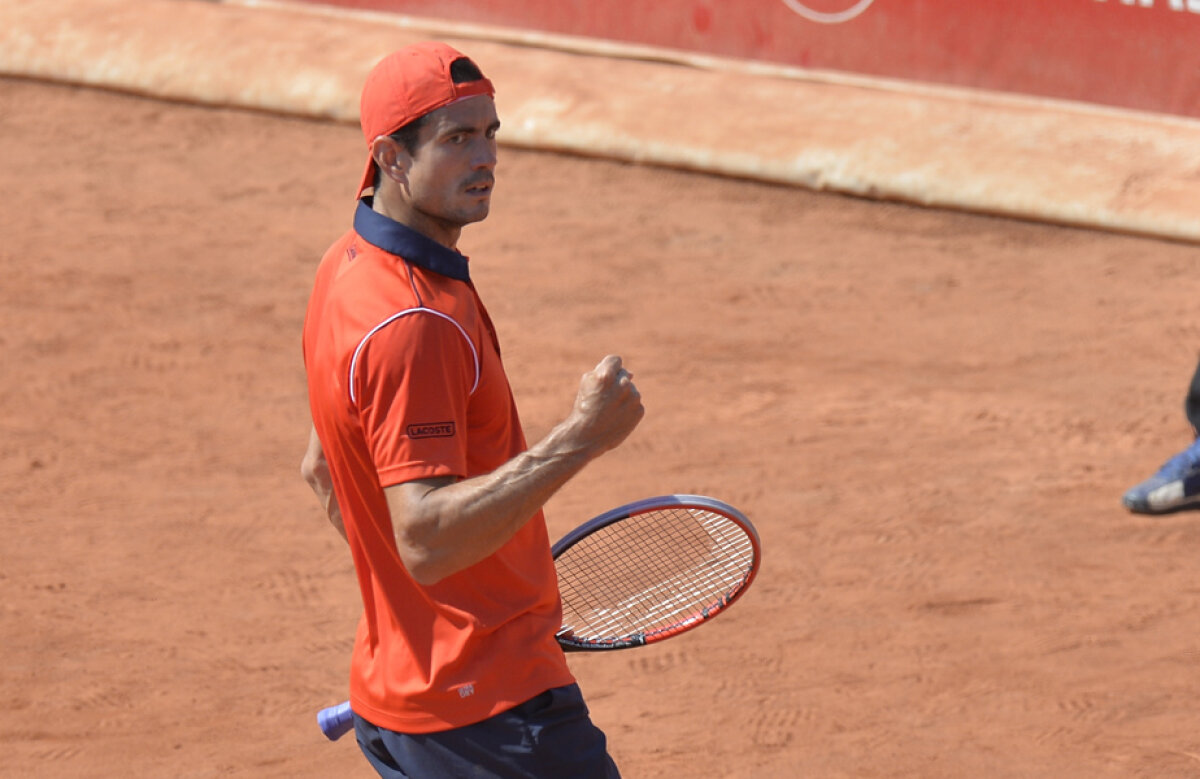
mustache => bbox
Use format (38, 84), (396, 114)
(464, 173), (495, 189)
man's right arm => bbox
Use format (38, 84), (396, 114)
(384, 354), (643, 586)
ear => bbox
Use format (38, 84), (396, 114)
(371, 135), (411, 186)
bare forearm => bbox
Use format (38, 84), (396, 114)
(301, 425), (348, 543)
(320, 486), (348, 543)
(388, 419), (596, 584)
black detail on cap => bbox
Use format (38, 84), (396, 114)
(449, 57), (485, 84)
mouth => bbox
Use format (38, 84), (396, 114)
(465, 177), (494, 195)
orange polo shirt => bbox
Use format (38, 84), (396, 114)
(302, 200), (573, 733)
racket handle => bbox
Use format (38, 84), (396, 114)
(317, 700), (354, 741)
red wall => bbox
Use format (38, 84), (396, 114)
(295, 0), (1200, 118)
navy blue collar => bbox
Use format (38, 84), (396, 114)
(354, 199), (471, 283)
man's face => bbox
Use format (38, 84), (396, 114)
(404, 95), (500, 231)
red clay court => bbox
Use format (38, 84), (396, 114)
(3, 2), (1200, 776)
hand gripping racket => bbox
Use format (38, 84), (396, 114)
(317, 494), (760, 740)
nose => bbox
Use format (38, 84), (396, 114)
(473, 136), (498, 169)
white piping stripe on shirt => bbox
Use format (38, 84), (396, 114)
(348, 307), (480, 406)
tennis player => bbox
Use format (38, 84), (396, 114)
(299, 42), (643, 777)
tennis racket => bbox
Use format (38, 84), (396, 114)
(317, 494), (760, 741)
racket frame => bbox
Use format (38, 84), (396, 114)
(551, 494), (760, 651)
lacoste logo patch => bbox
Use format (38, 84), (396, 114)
(407, 421), (456, 439)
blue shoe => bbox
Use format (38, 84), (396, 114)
(1123, 438), (1200, 514)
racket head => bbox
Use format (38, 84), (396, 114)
(552, 494), (760, 651)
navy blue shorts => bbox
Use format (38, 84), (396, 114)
(353, 683), (621, 778)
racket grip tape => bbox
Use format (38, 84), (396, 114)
(317, 700), (354, 741)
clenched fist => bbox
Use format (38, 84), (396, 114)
(566, 355), (645, 457)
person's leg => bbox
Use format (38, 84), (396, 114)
(354, 684), (620, 778)
(354, 715), (410, 778)
(1123, 358), (1200, 515)
(503, 683), (619, 778)
(1184, 357), (1200, 435)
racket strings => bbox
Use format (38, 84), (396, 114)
(556, 508), (756, 644)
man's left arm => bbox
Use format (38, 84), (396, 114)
(301, 424), (348, 543)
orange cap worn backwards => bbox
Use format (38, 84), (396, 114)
(356, 42), (495, 198)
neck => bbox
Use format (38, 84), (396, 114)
(371, 190), (462, 251)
